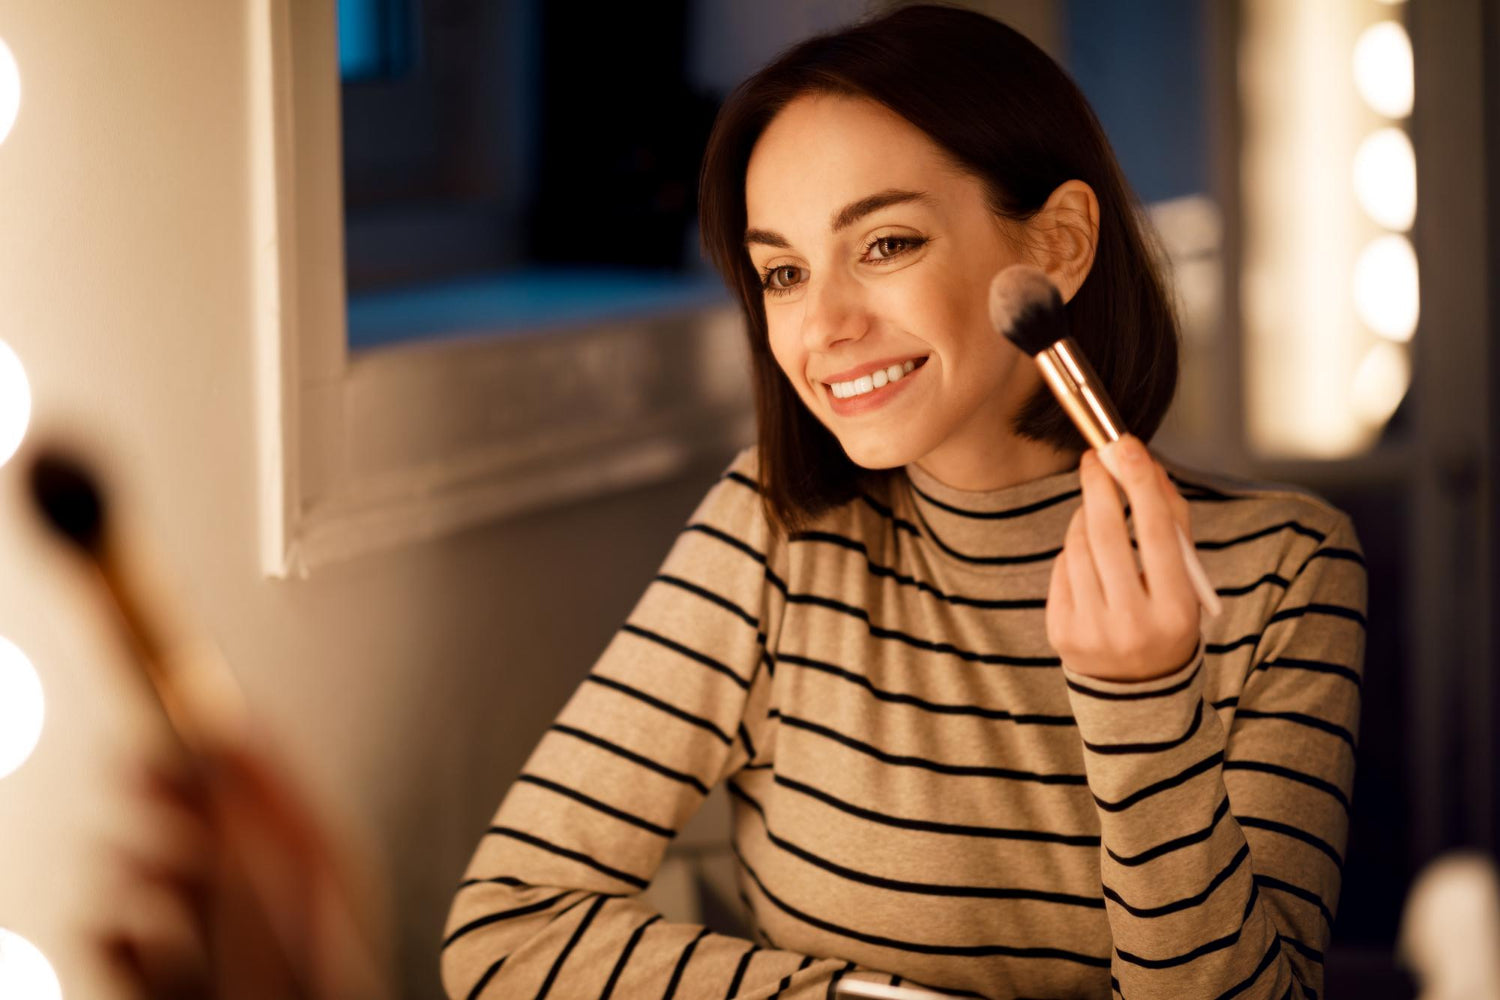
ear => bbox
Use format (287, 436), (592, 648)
(1028, 180), (1100, 304)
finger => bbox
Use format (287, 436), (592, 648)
(1079, 449), (1144, 610)
(1063, 506), (1105, 615)
(1046, 542), (1074, 650)
(1111, 436), (1192, 600)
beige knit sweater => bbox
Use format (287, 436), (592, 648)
(442, 446), (1366, 999)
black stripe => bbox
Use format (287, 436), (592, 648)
(535, 895), (609, 999)
(684, 522), (767, 568)
(1232, 709), (1357, 749)
(457, 874), (526, 890)
(1257, 655), (1362, 688)
(1213, 697), (1239, 710)
(773, 773), (1100, 846)
(1255, 874), (1335, 927)
(725, 944), (759, 999)
(908, 501), (1063, 566)
(620, 624), (751, 690)
(443, 890), (574, 949)
(733, 844), (1110, 966)
(599, 913), (661, 1000)
(1301, 546), (1366, 570)
(662, 927), (711, 1000)
(858, 492), (924, 538)
(1279, 933), (1324, 964)
(1216, 573), (1290, 597)
(1196, 521), (1327, 550)
(1102, 844), (1249, 918)
(738, 721), (759, 764)
(789, 530), (1046, 610)
(1237, 815), (1344, 866)
(656, 573), (761, 629)
(487, 827), (650, 889)
(1108, 796), (1230, 866)
(1094, 752), (1223, 813)
(1208, 633), (1262, 655)
(551, 723), (711, 795)
(464, 957), (504, 1000)
(1268, 602), (1367, 630)
(825, 961), (857, 1000)
(730, 783), (1104, 908)
(1211, 935), (1282, 1000)
(515, 774), (676, 838)
(784, 593), (1060, 667)
(777, 713), (1087, 784)
(1222, 760), (1351, 812)
(1066, 663), (1201, 702)
(586, 675), (734, 745)
(1085, 702), (1204, 755)
(908, 480), (1080, 519)
(1114, 917), (1245, 970)
(777, 651), (1075, 724)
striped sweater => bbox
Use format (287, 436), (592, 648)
(442, 446), (1366, 999)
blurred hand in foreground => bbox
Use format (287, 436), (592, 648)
(94, 739), (391, 1000)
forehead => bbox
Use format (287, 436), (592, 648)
(745, 94), (969, 232)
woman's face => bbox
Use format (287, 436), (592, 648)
(744, 93), (1047, 476)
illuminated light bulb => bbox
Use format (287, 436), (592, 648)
(0, 36), (17, 146)
(1353, 21), (1414, 119)
(1353, 127), (1416, 231)
(1351, 341), (1410, 427)
(1352, 234), (1420, 342)
(0, 339), (30, 468)
(0, 637), (44, 780)
(0, 928), (63, 1000)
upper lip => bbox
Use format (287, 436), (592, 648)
(819, 355), (928, 384)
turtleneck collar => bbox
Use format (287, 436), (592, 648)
(899, 458), (1084, 569)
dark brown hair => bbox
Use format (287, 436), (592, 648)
(699, 3), (1180, 531)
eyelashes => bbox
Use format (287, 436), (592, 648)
(758, 235), (929, 297)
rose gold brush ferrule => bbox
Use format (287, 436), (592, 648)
(1034, 342), (1124, 450)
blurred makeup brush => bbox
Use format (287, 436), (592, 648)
(27, 448), (247, 752)
(989, 264), (1222, 618)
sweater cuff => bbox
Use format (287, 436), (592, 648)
(1061, 637), (1206, 747)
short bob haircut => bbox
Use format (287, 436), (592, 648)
(699, 3), (1181, 532)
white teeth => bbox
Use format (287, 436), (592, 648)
(828, 358), (924, 400)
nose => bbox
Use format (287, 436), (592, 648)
(799, 266), (869, 353)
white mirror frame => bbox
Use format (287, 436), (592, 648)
(248, 0), (752, 578)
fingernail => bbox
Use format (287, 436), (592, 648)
(1123, 436), (1145, 463)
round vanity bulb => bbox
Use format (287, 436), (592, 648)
(0, 339), (31, 468)
(0, 637), (44, 780)
(0, 928), (63, 1000)
(0, 36), (19, 146)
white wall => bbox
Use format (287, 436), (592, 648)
(0, 4), (731, 997)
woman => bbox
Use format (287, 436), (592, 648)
(441, 6), (1365, 999)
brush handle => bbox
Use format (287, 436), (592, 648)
(1096, 442), (1222, 619)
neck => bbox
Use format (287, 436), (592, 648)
(912, 437), (1081, 492)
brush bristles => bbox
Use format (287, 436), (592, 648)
(989, 264), (1067, 357)
(29, 451), (105, 554)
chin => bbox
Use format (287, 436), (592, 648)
(834, 429), (931, 471)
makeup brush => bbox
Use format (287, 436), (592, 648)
(27, 448), (246, 752)
(989, 264), (1222, 618)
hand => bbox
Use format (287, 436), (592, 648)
(1046, 435), (1201, 683)
(93, 740), (391, 1000)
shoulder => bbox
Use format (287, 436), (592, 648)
(1160, 455), (1362, 561)
(685, 445), (779, 552)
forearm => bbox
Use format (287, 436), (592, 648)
(1065, 644), (1332, 999)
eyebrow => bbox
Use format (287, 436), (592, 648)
(743, 188), (930, 249)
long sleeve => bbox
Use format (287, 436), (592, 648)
(440, 451), (883, 1000)
(1062, 511), (1366, 999)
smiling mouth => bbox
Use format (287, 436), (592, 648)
(826, 356), (929, 400)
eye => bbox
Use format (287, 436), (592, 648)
(865, 235), (927, 262)
(760, 264), (806, 296)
